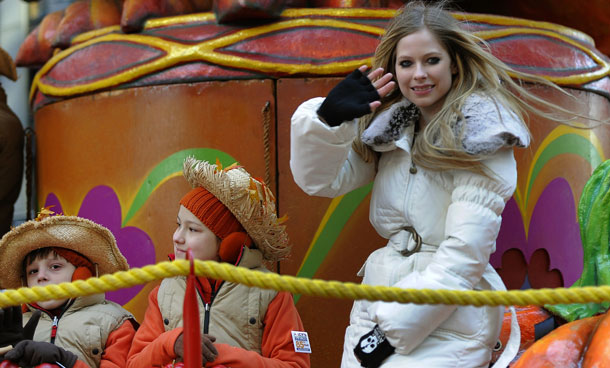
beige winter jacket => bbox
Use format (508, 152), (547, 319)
(157, 247), (277, 353)
(25, 294), (134, 367)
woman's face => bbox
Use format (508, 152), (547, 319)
(394, 28), (455, 123)
(173, 205), (220, 261)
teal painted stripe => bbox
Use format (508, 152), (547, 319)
(294, 182), (373, 303)
(526, 135), (601, 206)
(123, 148), (236, 226)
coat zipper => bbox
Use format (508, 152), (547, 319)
(29, 299), (73, 345)
(203, 303), (210, 334)
(196, 279), (222, 335)
(201, 283), (224, 335)
(197, 249), (245, 335)
(50, 316), (59, 344)
(404, 153), (416, 226)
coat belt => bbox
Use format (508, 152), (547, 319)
(389, 227), (436, 257)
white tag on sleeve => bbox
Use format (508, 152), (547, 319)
(291, 331), (312, 353)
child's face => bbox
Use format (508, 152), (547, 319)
(25, 253), (76, 309)
(173, 205), (221, 261)
(394, 28), (455, 122)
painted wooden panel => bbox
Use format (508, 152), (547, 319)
(34, 80), (276, 321)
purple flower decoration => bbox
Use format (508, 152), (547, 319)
(45, 185), (156, 305)
(492, 177), (583, 288)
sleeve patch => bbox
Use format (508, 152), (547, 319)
(291, 331), (312, 353)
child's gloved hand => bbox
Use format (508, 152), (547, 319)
(201, 334), (218, 364)
(317, 68), (380, 127)
(4, 340), (77, 368)
(353, 324), (395, 368)
(0, 307), (41, 349)
(174, 332), (218, 363)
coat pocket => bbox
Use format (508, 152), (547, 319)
(78, 324), (104, 367)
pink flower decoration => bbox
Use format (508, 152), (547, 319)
(44, 185), (156, 305)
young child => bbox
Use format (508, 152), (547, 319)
(0, 214), (137, 368)
(127, 157), (311, 368)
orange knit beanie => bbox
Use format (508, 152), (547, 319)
(179, 187), (244, 239)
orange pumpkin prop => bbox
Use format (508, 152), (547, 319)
(492, 305), (554, 363)
(512, 312), (610, 367)
(580, 311), (610, 367)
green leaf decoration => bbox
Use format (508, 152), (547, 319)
(546, 159), (610, 321)
(123, 148), (236, 226)
(294, 182), (373, 303)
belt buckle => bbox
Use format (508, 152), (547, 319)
(400, 226), (422, 257)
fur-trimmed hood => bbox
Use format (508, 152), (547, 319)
(361, 94), (530, 154)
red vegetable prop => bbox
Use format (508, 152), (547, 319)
(120, 0), (212, 33)
(183, 249), (202, 368)
(214, 0), (286, 23)
(52, 0), (122, 49)
(15, 10), (64, 67)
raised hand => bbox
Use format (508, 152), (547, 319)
(0, 307), (41, 349)
(366, 66), (396, 111)
(317, 65), (395, 127)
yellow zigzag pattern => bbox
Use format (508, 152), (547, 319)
(31, 9), (610, 99)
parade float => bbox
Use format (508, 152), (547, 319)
(11, 0), (610, 366)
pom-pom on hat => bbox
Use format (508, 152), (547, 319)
(0, 214), (129, 289)
(182, 157), (291, 261)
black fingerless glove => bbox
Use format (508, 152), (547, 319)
(5, 340), (78, 368)
(353, 325), (395, 368)
(0, 307), (41, 348)
(317, 68), (380, 127)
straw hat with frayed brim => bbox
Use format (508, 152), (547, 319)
(183, 157), (291, 262)
(0, 47), (17, 81)
(0, 216), (129, 289)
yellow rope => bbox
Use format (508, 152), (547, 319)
(1, 260), (609, 308)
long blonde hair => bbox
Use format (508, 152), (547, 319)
(353, 1), (584, 172)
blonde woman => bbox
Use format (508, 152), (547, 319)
(290, 2), (577, 367)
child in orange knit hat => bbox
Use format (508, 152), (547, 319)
(127, 157), (310, 368)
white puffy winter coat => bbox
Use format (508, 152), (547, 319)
(290, 94), (529, 368)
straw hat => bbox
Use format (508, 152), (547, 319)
(0, 215), (129, 289)
(0, 47), (17, 81)
(182, 157), (291, 261)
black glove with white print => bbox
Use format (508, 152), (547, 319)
(353, 324), (395, 368)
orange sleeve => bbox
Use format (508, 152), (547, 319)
(205, 292), (310, 368)
(99, 319), (137, 368)
(126, 285), (184, 368)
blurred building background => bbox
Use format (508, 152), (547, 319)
(0, 0), (72, 225)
